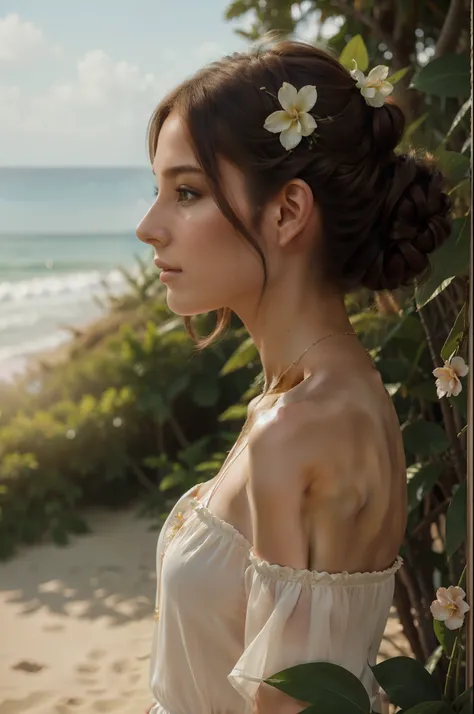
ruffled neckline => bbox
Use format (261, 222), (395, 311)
(189, 497), (403, 585)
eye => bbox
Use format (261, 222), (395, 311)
(176, 186), (200, 203)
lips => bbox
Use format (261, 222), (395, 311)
(154, 258), (182, 272)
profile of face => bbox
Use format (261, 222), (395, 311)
(136, 112), (269, 318)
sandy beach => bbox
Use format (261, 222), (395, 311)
(0, 506), (411, 714)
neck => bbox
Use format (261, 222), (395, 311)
(232, 277), (354, 393)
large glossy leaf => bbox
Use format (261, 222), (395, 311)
(433, 619), (457, 658)
(339, 34), (369, 72)
(406, 462), (444, 513)
(370, 657), (442, 708)
(441, 305), (467, 361)
(265, 662), (371, 713)
(402, 421), (450, 458)
(415, 217), (470, 308)
(446, 480), (467, 558)
(410, 54), (470, 98)
(453, 686), (473, 711)
(435, 151), (470, 186)
(440, 98), (472, 147)
(402, 704), (454, 714)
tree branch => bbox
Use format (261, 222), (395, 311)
(435, 0), (468, 57)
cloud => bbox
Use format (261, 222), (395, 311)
(0, 42), (178, 164)
(0, 13), (60, 64)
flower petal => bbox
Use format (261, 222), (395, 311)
(379, 81), (394, 97)
(451, 379), (462, 396)
(366, 92), (386, 108)
(279, 125), (303, 150)
(299, 112), (317, 136)
(264, 110), (292, 133)
(446, 615), (465, 630)
(449, 586), (466, 599)
(430, 601), (450, 620)
(295, 85), (317, 112)
(450, 356), (469, 377)
(361, 86), (376, 99)
(368, 65), (389, 83)
(278, 82), (298, 112)
(456, 601), (471, 616)
(350, 68), (365, 86)
(433, 367), (446, 378)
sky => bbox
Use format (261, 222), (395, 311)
(0, 0), (338, 167)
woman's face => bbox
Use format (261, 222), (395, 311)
(136, 111), (264, 317)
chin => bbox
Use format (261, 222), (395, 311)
(165, 294), (224, 317)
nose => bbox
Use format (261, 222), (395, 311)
(136, 208), (168, 247)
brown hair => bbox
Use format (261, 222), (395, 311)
(147, 40), (451, 348)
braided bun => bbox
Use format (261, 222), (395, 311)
(361, 153), (452, 291)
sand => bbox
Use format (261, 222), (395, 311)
(0, 506), (411, 714)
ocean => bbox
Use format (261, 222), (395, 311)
(0, 167), (156, 381)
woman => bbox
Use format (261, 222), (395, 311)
(137, 39), (451, 714)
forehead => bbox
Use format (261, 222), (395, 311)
(152, 112), (197, 175)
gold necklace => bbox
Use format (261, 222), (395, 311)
(152, 330), (358, 621)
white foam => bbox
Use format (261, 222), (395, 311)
(0, 268), (127, 303)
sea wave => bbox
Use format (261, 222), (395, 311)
(0, 268), (127, 304)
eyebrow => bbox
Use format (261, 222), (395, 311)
(152, 164), (203, 179)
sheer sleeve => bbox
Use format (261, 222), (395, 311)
(228, 550), (403, 713)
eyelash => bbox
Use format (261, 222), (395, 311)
(153, 186), (200, 203)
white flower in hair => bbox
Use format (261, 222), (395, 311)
(263, 82), (317, 150)
(350, 61), (394, 108)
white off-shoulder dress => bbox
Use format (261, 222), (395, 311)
(149, 481), (403, 714)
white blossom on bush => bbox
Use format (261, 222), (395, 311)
(430, 585), (470, 630)
(433, 356), (469, 398)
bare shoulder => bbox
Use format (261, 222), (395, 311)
(248, 369), (396, 498)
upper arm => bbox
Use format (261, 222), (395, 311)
(247, 398), (370, 572)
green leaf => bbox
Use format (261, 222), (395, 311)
(339, 34), (369, 72)
(402, 421), (450, 458)
(441, 305), (468, 361)
(220, 336), (257, 375)
(415, 217), (470, 308)
(370, 657), (442, 708)
(440, 98), (472, 147)
(453, 686), (473, 710)
(407, 462), (444, 513)
(425, 645), (444, 675)
(446, 480), (467, 558)
(387, 66), (411, 85)
(433, 619), (457, 658)
(266, 661), (371, 713)
(435, 151), (470, 186)
(400, 112), (429, 147)
(402, 704), (455, 714)
(410, 54), (470, 98)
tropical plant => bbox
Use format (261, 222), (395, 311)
(220, 6), (471, 711)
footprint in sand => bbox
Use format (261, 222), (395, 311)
(0, 692), (54, 714)
(128, 673), (141, 685)
(87, 648), (106, 661)
(76, 662), (99, 674)
(55, 698), (83, 713)
(86, 689), (106, 696)
(11, 659), (46, 673)
(111, 659), (128, 674)
(93, 700), (121, 712)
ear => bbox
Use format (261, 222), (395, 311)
(274, 178), (315, 248)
